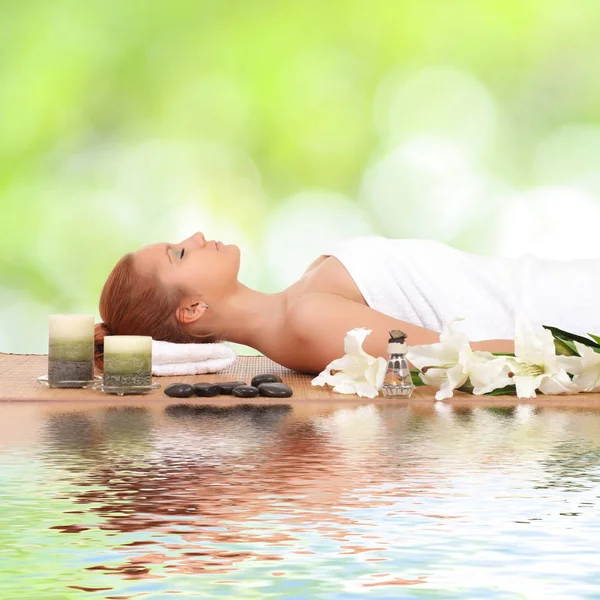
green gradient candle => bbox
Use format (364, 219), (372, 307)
(103, 336), (152, 388)
(48, 314), (95, 386)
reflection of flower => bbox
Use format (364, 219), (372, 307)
(558, 342), (600, 392)
(311, 328), (387, 398)
(507, 314), (579, 398)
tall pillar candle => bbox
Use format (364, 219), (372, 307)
(103, 336), (153, 387)
(48, 314), (95, 386)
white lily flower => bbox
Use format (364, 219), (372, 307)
(508, 314), (580, 398)
(558, 341), (600, 392)
(408, 319), (512, 400)
(407, 319), (470, 400)
(311, 328), (387, 398)
(461, 346), (513, 395)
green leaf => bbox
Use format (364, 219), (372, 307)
(491, 352), (516, 357)
(543, 325), (600, 349)
(589, 334), (600, 346)
(410, 369), (426, 387)
(457, 381), (474, 394)
(484, 384), (517, 396)
(553, 338), (578, 356)
(457, 380), (518, 396)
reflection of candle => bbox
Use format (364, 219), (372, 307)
(48, 314), (95, 386)
(103, 336), (152, 388)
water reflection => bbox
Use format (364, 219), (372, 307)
(2, 402), (600, 598)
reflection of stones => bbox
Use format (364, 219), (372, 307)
(103, 373), (152, 387)
(258, 382), (293, 397)
(232, 385), (260, 398)
(158, 404), (289, 460)
(193, 383), (220, 397)
(245, 404), (292, 428)
(216, 381), (247, 394)
(48, 360), (93, 385)
(165, 403), (292, 423)
(164, 383), (195, 398)
(251, 373), (282, 387)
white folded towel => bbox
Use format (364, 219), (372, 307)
(151, 340), (237, 376)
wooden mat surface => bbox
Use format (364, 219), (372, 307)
(3, 352), (600, 408)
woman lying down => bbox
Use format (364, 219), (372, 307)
(94, 232), (599, 374)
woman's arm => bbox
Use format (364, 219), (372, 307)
(285, 293), (514, 374)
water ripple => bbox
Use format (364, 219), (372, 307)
(1, 402), (600, 598)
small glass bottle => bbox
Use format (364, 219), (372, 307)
(381, 330), (414, 398)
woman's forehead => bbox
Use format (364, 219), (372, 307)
(133, 242), (169, 277)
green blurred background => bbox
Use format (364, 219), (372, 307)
(2, 0), (600, 354)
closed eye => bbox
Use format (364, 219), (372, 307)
(180, 248), (185, 259)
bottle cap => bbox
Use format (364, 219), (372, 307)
(388, 329), (407, 343)
(388, 330), (407, 354)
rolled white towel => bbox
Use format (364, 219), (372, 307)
(151, 340), (237, 376)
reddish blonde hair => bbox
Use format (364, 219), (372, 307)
(94, 253), (217, 370)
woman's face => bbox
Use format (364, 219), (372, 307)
(133, 232), (241, 298)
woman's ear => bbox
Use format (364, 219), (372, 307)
(176, 301), (209, 325)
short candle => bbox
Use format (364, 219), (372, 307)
(103, 336), (153, 388)
(48, 314), (95, 386)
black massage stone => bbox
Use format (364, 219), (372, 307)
(217, 381), (247, 395)
(232, 385), (260, 398)
(257, 382), (293, 398)
(251, 373), (282, 388)
(165, 383), (195, 398)
(193, 383), (220, 397)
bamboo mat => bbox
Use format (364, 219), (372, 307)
(2, 352), (600, 408)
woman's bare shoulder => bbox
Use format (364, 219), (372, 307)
(300, 254), (330, 277)
(268, 293), (350, 372)
(277, 293), (401, 373)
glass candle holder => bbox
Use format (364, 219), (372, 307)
(103, 336), (153, 388)
(48, 314), (95, 387)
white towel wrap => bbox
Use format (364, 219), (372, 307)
(322, 236), (600, 340)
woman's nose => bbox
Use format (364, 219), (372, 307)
(186, 232), (206, 246)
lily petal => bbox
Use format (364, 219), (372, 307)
(573, 368), (600, 392)
(541, 328), (559, 372)
(435, 364), (468, 400)
(471, 361), (513, 395)
(538, 370), (580, 395)
(354, 380), (380, 398)
(407, 343), (459, 369)
(332, 380), (361, 395)
(514, 313), (546, 365)
(343, 328), (373, 359)
(513, 374), (544, 399)
(363, 357), (388, 389)
(419, 367), (448, 389)
(439, 318), (470, 352)
(557, 355), (585, 375)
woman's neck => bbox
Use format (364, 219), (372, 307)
(196, 283), (290, 349)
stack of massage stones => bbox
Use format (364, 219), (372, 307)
(164, 374), (293, 398)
